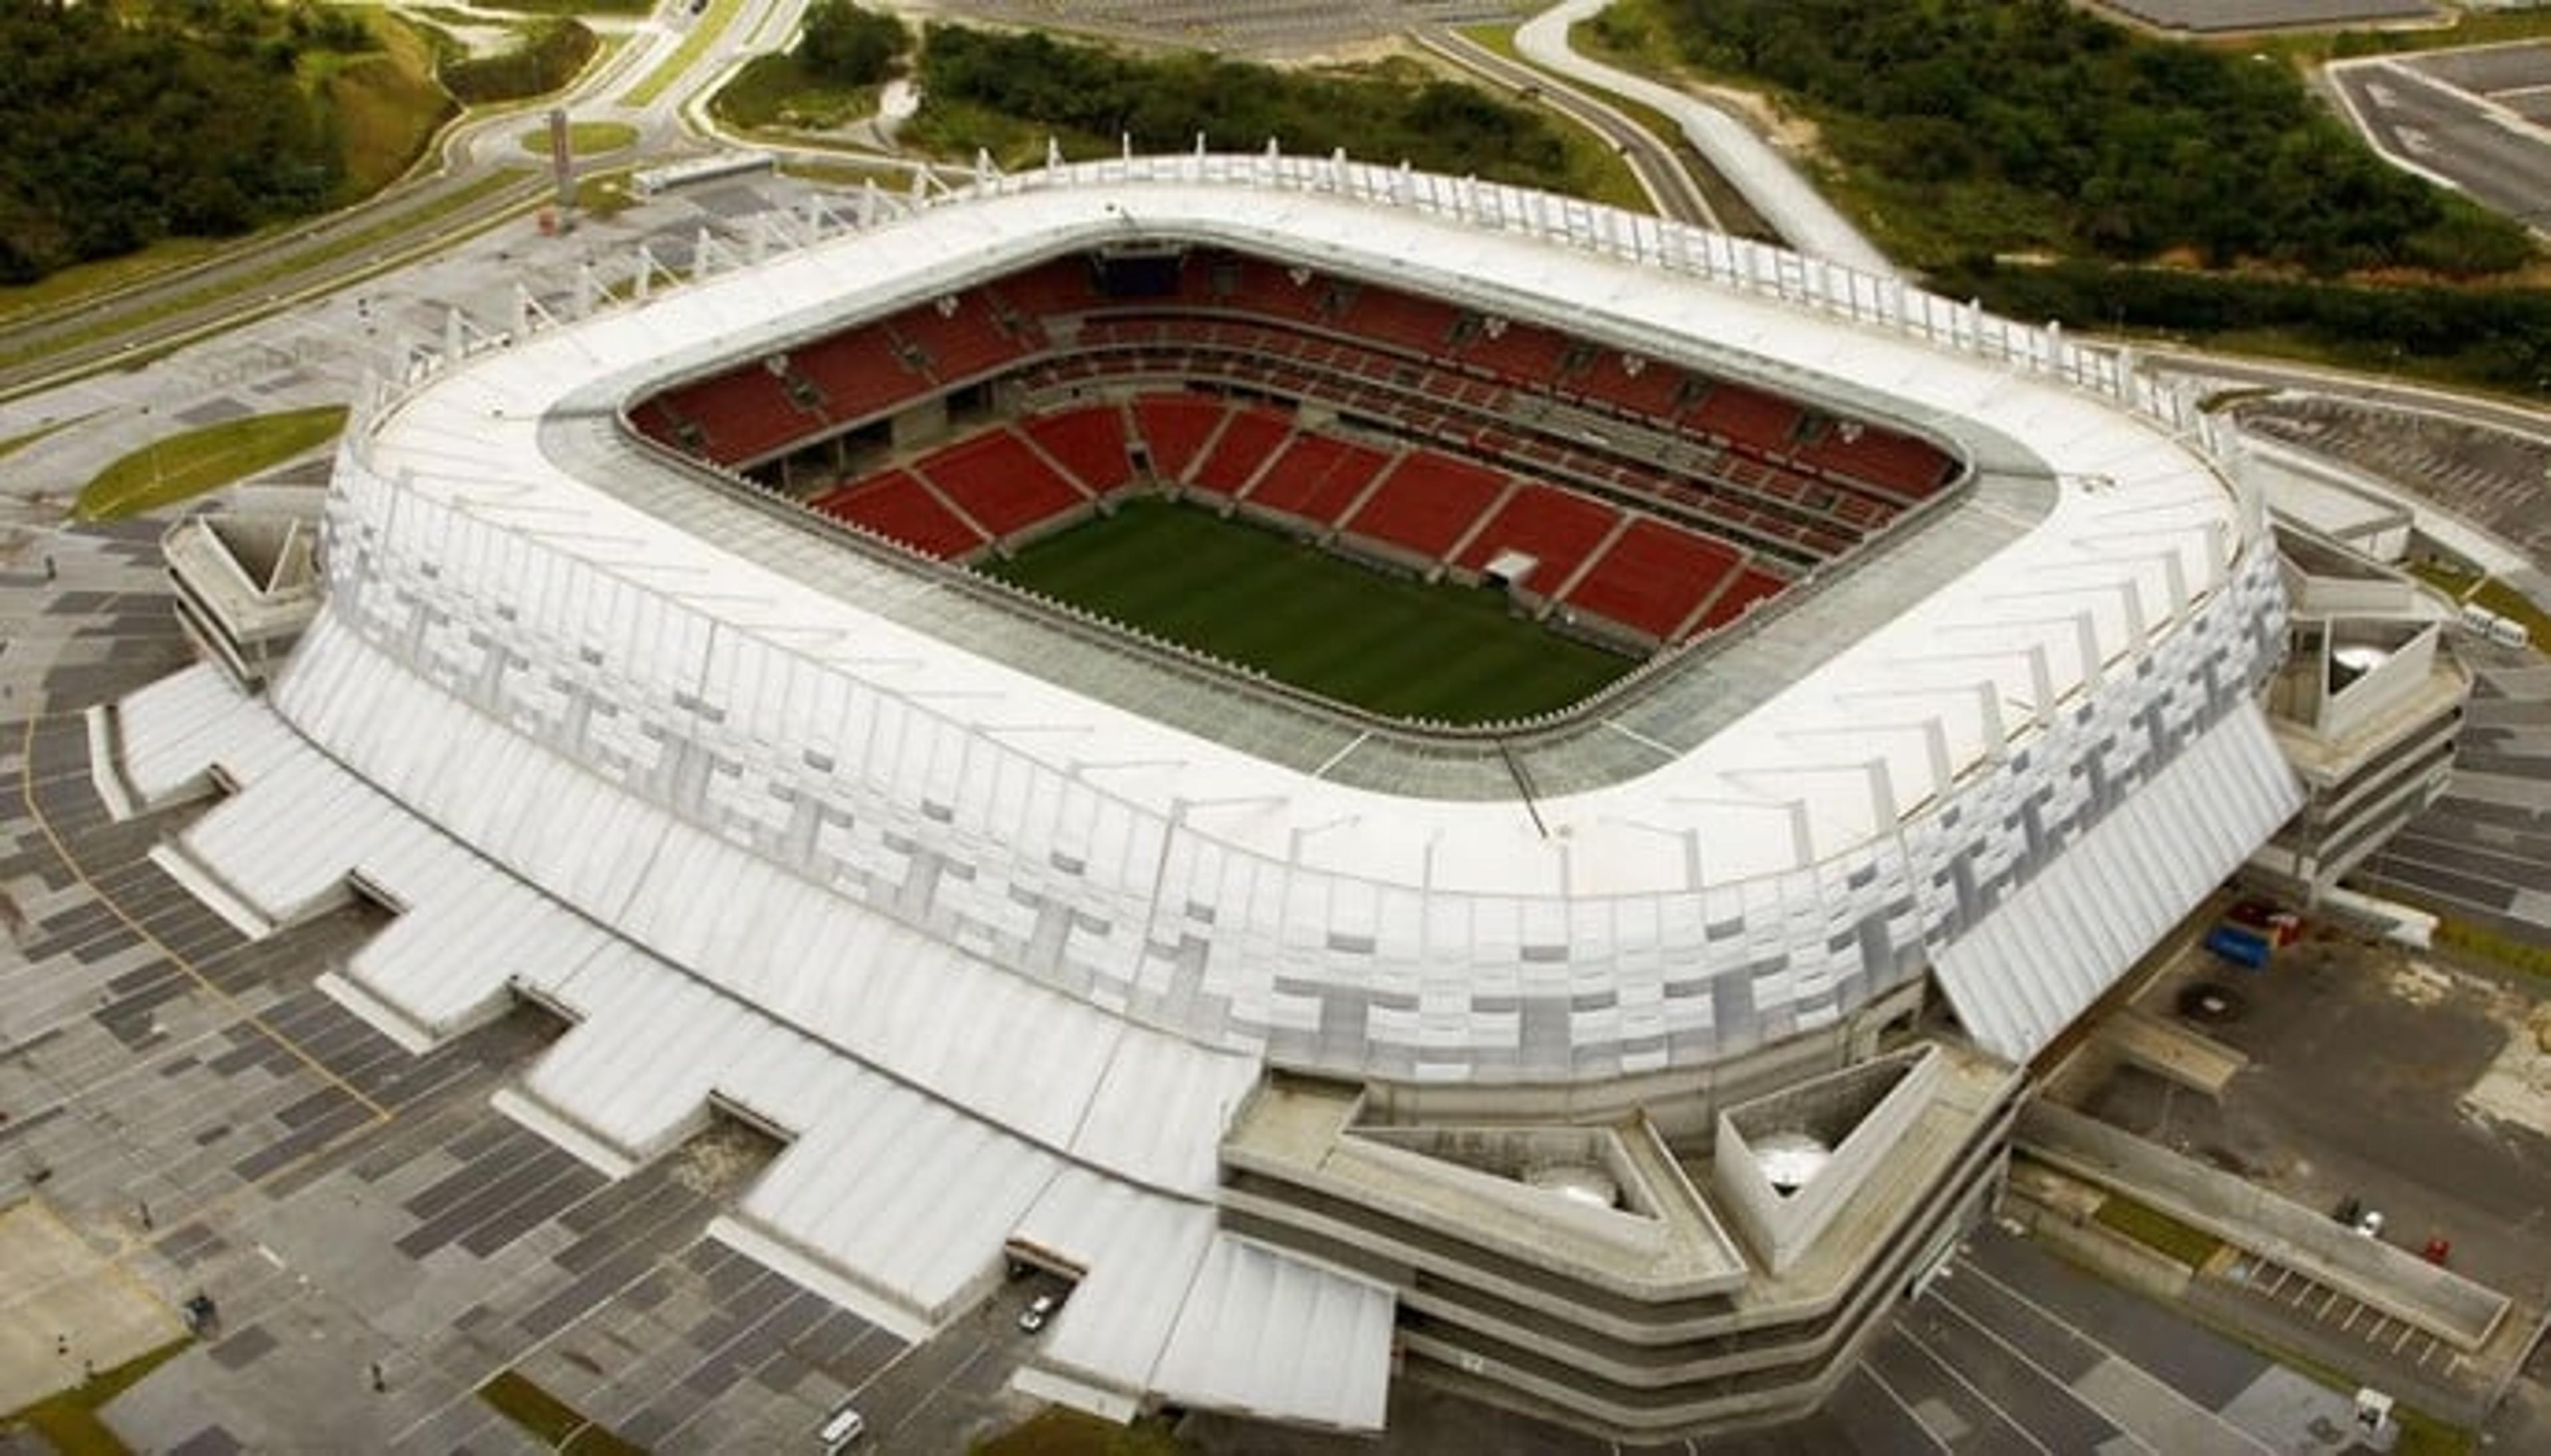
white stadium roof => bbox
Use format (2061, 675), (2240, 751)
(98, 153), (2301, 1429)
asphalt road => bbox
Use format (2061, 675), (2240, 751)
(2330, 58), (2551, 232)
(1413, 28), (1722, 230)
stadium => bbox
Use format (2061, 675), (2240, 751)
(93, 153), (2301, 1439)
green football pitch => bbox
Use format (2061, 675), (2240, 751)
(983, 499), (1635, 724)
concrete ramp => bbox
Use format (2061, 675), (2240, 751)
(2102, 1008), (2247, 1096)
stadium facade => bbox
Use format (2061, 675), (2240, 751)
(97, 154), (2307, 1439)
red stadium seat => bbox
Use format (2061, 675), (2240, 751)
(1131, 396), (1232, 483)
(914, 430), (1087, 538)
(1562, 517), (1745, 642)
(1691, 383), (1802, 454)
(1345, 451), (1509, 559)
(1796, 424), (1953, 500)
(1454, 484), (1622, 596)
(1187, 406), (1295, 498)
(1244, 432), (1392, 523)
(1574, 354), (1690, 422)
(807, 469), (985, 560)
(654, 367), (813, 466)
(793, 327), (928, 425)
(991, 256), (1099, 325)
(1336, 286), (1460, 357)
(1451, 318), (1572, 386)
(1021, 407), (1135, 493)
(1693, 567), (1788, 634)
(889, 295), (1034, 385)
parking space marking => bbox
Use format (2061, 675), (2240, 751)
(1896, 1320), (2057, 1455)
(1855, 1356), (1956, 1453)
(1929, 1287), (2159, 1454)
(877, 1338), (998, 1449)
(1956, 1259), (2277, 1455)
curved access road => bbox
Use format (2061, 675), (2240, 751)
(1412, 28), (1720, 229)
(1514, 0), (1894, 276)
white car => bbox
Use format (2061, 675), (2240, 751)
(1018, 1293), (1060, 1333)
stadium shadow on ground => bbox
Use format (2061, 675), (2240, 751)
(984, 498), (1633, 725)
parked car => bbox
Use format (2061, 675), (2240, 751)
(1019, 1292), (1061, 1334)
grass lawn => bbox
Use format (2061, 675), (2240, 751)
(3, 1338), (190, 1456)
(712, 52), (886, 132)
(0, 415), (89, 460)
(517, 120), (638, 157)
(985, 499), (1634, 724)
(476, 1370), (643, 1455)
(2408, 559), (2551, 654)
(0, 239), (230, 327)
(974, 1407), (1183, 1455)
(2091, 1194), (2226, 1271)
(75, 407), (349, 521)
(317, 9), (462, 199)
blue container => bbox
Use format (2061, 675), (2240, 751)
(2205, 924), (2271, 970)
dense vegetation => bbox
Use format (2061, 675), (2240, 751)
(799, 0), (909, 86)
(1604, 0), (2530, 276)
(911, 26), (1576, 190)
(0, 0), (352, 283)
(438, 18), (599, 106)
(1943, 258), (2551, 396)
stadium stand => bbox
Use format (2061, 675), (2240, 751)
(1244, 433), (1394, 523)
(1020, 406), (1137, 494)
(1797, 422), (1954, 500)
(626, 245), (1950, 631)
(1453, 484), (1623, 596)
(1450, 316), (1574, 387)
(914, 429), (1089, 539)
(1694, 566), (1788, 634)
(791, 327), (928, 429)
(1185, 405), (1295, 498)
(652, 365), (811, 464)
(1333, 285), (1462, 357)
(1691, 381), (1804, 454)
(1562, 517), (1748, 642)
(1200, 253), (1331, 325)
(1341, 450), (1511, 559)
(1132, 395), (1233, 483)
(892, 294), (1036, 385)
(806, 469), (985, 559)
(987, 256), (1098, 323)
(1574, 353), (1693, 422)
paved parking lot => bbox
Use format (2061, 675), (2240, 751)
(2366, 652), (2551, 944)
(1188, 1222), (2368, 1455)
(2331, 45), (2551, 232)
(0, 540), (1042, 1453)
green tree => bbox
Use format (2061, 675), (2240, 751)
(1633, 0), (2528, 276)
(0, 0), (342, 283)
(799, 0), (909, 86)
